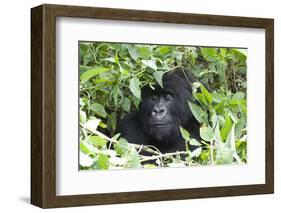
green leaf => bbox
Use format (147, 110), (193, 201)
(142, 59), (157, 70)
(80, 67), (111, 82)
(124, 148), (141, 168)
(90, 103), (107, 118)
(89, 136), (108, 148)
(109, 155), (126, 167)
(180, 127), (190, 141)
(215, 144), (233, 164)
(200, 150), (209, 161)
(220, 48), (227, 57)
(80, 141), (92, 155)
(137, 46), (152, 59)
(80, 110), (87, 124)
(144, 164), (158, 169)
(107, 112), (117, 133)
(200, 84), (212, 103)
(201, 48), (217, 61)
(158, 46), (172, 55)
(153, 71), (164, 87)
(129, 77), (141, 99)
(212, 92), (225, 103)
(123, 98), (131, 112)
(79, 152), (93, 167)
(229, 111), (238, 123)
(200, 125), (214, 142)
(189, 139), (201, 146)
(112, 84), (120, 106)
(232, 92), (245, 101)
(128, 47), (139, 61)
(190, 147), (202, 158)
(132, 96), (141, 110)
(213, 117), (223, 144)
(85, 118), (101, 131)
(192, 82), (201, 91)
(220, 115), (233, 141)
(114, 138), (130, 156)
(235, 115), (246, 137)
(194, 93), (207, 105)
(97, 153), (110, 169)
(230, 49), (247, 61)
(112, 133), (121, 141)
(188, 102), (208, 124)
(101, 57), (116, 63)
(225, 124), (236, 151)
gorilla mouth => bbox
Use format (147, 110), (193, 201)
(151, 123), (170, 128)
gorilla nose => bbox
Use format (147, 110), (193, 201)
(152, 106), (166, 118)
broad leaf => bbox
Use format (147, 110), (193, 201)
(107, 112), (117, 132)
(189, 139), (201, 146)
(80, 110), (87, 124)
(128, 47), (139, 61)
(190, 147), (202, 158)
(215, 144), (233, 164)
(142, 59), (157, 71)
(114, 138), (130, 156)
(200, 84), (212, 103)
(111, 84), (120, 106)
(201, 48), (217, 61)
(158, 46), (172, 55)
(225, 124), (236, 151)
(85, 118), (101, 131)
(129, 77), (141, 99)
(232, 92), (245, 101)
(97, 153), (110, 169)
(80, 67), (111, 82)
(180, 127), (190, 141)
(90, 103), (107, 118)
(79, 152), (93, 167)
(124, 148), (141, 168)
(89, 136), (108, 148)
(153, 71), (164, 87)
(122, 98), (131, 112)
(137, 46), (152, 59)
(188, 102), (208, 124)
(220, 115), (233, 141)
(200, 125), (214, 142)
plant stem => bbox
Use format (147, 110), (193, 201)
(210, 139), (214, 165)
(140, 151), (188, 162)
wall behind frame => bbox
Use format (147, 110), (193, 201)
(0, 0), (279, 212)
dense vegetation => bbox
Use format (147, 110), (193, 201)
(79, 42), (247, 170)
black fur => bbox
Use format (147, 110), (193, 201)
(118, 67), (200, 153)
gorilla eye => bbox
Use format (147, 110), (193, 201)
(151, 93), (158, 100)
(164, 93), (173, 101)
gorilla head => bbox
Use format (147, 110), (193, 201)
(140, 69), (194, 144)
(118, 67), (200, 153)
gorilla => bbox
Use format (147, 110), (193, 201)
(118, 67), (200, 154)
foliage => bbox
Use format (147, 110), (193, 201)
(79, 42), (247, 170)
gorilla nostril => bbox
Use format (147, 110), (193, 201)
(152, 107), (166, 118)
(159, 109), (165, 115)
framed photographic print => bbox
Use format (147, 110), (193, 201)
(31, 4), (274, 208)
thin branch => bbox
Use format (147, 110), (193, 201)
(140, 151), (188, 162)
(81, 124), (160, 155)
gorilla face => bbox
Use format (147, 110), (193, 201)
(141, 89), (177, 141)
(139, 69), (193, 143)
